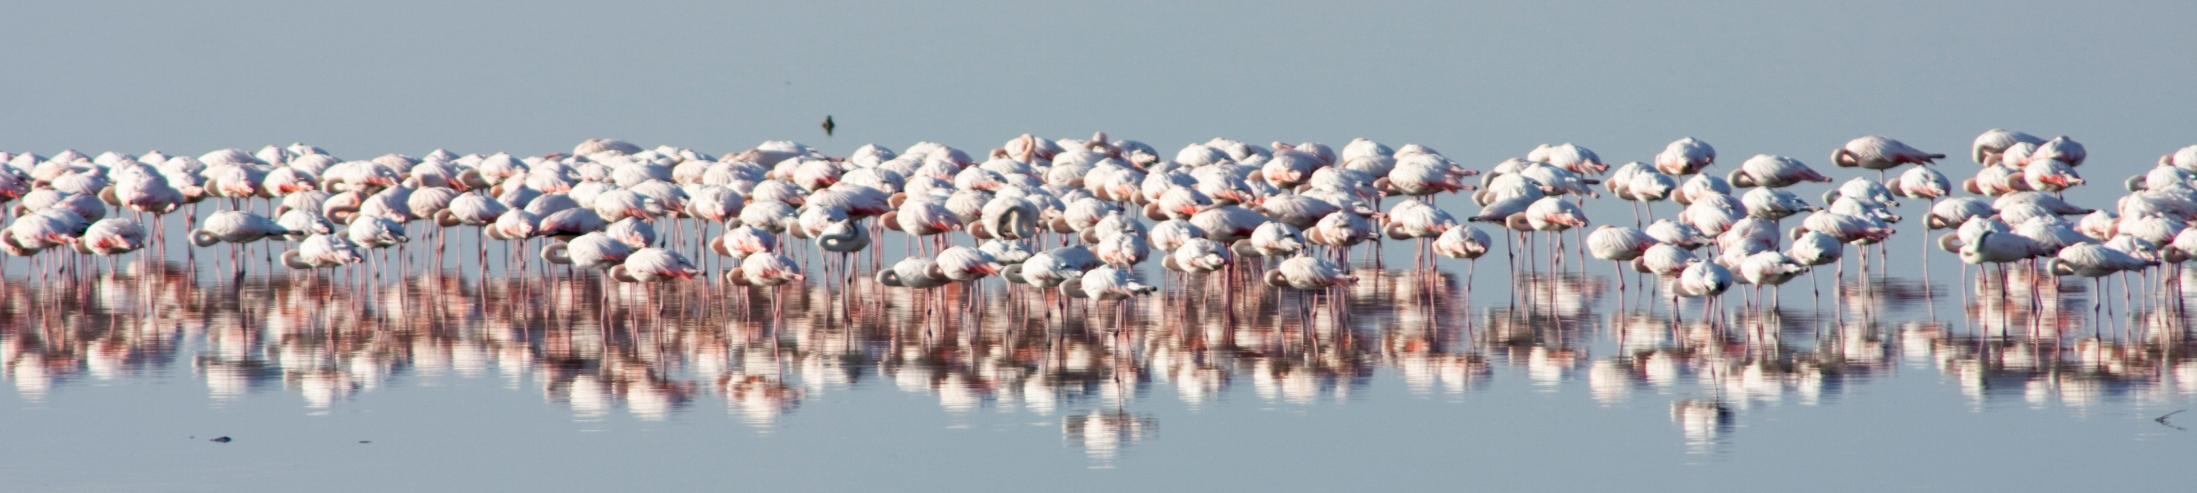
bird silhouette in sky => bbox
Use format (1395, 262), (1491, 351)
(821, 115), (835, 137)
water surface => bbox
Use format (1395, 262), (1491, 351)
(4, 199), (2194, 492)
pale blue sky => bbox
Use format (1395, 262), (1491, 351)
(6, 1), (2195, 175)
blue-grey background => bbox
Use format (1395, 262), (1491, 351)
(5, 1), (2197, 492)
(7, 1), (2195, 170)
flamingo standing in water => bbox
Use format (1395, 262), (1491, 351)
(1587, 225), (1655, 293)
(74, 218), (148, 271)
(1973, 129), (2045, 166)
(1078, 265), (1158, 330)
(1832, 135), (1944, 181)
(2048, 243), (2150, 319)
(1655, 137), (1717, 176)
(1518, 196), (1588, 273)
(1432, 225), (1492, 291)
(1264, 255), (1356, 325)
(1382, 200), (1457, 273)
(610, 248), (701, 283)
(1728, 154), (1832, 189)
(190, 210), (289, 276)
(1672, 260), (1733, 324)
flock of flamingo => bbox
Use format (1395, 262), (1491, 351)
(3, 131), (2195, 327)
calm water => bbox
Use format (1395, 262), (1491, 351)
(5, 196), (2196, 492)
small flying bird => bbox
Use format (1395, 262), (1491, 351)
(821, 115), (836, 136)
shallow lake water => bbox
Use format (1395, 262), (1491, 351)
(4, 189), (2195, 492)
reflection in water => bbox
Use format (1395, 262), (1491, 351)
(3, 261), (2195, 463)
(1063, 409), (1157, 468)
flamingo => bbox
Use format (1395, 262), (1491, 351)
(1263, 254), (1356, 324)
(1655, 137), (1717, 176)
(1432, 225), (1493, 290)
(190, 211), (289, 275)
(1588, 225), (1656, 292)
(1727, 154), (1831, 188)
(1788, 230), (1844, 298)
(1972, 129), (2044, 166)
(609, 248), (702, 282)
(74, 218), (147, 257)
(1672, 260), (1734, 322)
(1832, 135), (1944, 180)
(1077, 265), (1158, 329)
(281, 233), (365, 270)
(1735, 251), (1807, 310)
(1382, 200), (1458, 272)
(2048, 243), (2150, 317)
(1163, 238), (1233, 275)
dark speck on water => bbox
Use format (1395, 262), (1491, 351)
(208, 436), (231, 443)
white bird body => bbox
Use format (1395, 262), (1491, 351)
(728, 252), (803, 287)
(283, 233), (365, 269)
(2032, 136), (2087, 167)
(276, 210), (336, 238)
(710, 226), (777, 260)
(1959, 231), (2043, 265)
(1013, 251), (1079, 289)
(1832, 135), (1943, 171)
(936, 246), (1002, 281)
(1741, 187), (1814, 220)
(1530, 143), (1607, 175)
(543, 232), (631, 270)
(1307, 211), (1379, 248)
(1972, 129), (2044, 165)
(1994, 192), (2092, 216)
(1095, 232), (1151, 267)
(1188, 205), (1265, 243)
(440, 193), (511, 226)
(1737, 251), (1808, 286)
(75, 218), (146, 256)
(1963, 165), (2027, 196)
(1828, 196), (1901, 224)
(1432, 225), (1492, 260)
(611, 248), (702, 282)
(2118, 215), (2185, 246)
(878, 257), (951, 289)
(1788, 231), (1843, 267)
(1672, 174), (1732, 206)
(1264, 256), (1356, 290)
(2161, 145), (2197, 170)
(1383, 200), (1456, 239)
(191, 211), (288, 246)
(1524, 197), (1588, 231)
(1148, 219), (1206, 253)
(1655, 137), (1716, 176)
(3, 210), (84, 254)
(1260, 194), (1343, 229)
(1674, 261), (1733, 299)
(1927, 197), (1996, 230)
(1799, 211), (1893, 245)
(347, 216), (409, 249)
(1626, 168), (1678, 205)
(2050, 243), (2147, 278)
(1587, 226), (1656, 262)
(1232, 221), (1299, 259)
(1728, 154), (1830, 188)
(1638, 244), (1697, 277)
(1079, 265), (1159, 301)
(1165, 238), (1232, 273)
(1679, 195), (1745, 236)
(1645, 220), (1711, 250)
(1890, 166), (1952, 200)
